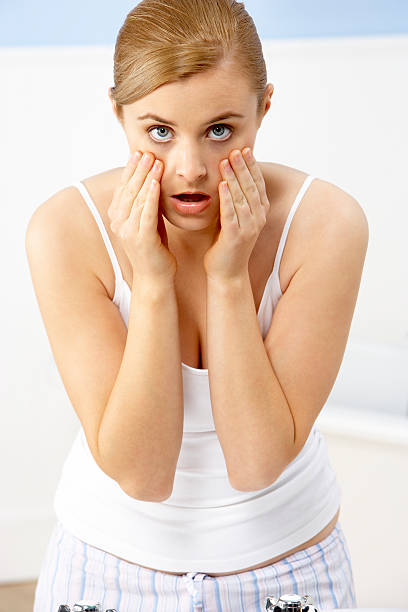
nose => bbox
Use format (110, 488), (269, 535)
(174, 144), (207, 183)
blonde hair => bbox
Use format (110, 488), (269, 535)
(110, 0), (267, 123)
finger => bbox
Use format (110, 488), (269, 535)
(118, 153), (154, 220)
(108, 151), (142, 218)
(228, 151), (261, 215)
(219, 180), (237, 227)
(127, 155), (163, 201)
(139, 178), (162, 232)
(120, 151), (143, 186)
(118, 155), (161, 223)
(220, 160), (251, 219)
(241, 149), (269, 211)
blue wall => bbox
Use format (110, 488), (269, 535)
(1, 0), (407, 46)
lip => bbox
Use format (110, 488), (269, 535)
(170, 195), (211, 215)
(172, 191), (211, 197)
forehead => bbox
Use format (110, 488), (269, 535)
(126, 63), (255, 119)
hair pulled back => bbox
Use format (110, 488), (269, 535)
(110, 0), (267, 122)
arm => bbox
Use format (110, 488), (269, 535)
(206, 195), (369, 492)
(98, 278), (184, 501)
(25, 192), (183, 504)
(206, 271), (294, 491)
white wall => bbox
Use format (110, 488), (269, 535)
(1, 35), (407, 601)
(317, 413), (408, 607)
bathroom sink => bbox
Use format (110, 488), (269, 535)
(326, 609), (408, 612)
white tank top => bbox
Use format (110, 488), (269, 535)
(53, 174), (341, 573)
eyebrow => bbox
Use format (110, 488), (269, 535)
(136, 112), (245, 127)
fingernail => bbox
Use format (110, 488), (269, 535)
(131, 151), (142, 163)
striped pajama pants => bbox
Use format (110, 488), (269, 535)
(33, 519), (357, 611)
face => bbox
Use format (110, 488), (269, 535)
(110, 61), (273, 253)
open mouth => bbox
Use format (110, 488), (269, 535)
(173, 193), (210, 202)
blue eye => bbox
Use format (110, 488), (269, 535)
(147, 123), (233, 143)
(148, 126), (171, 142)
(208, 124), (233, 140)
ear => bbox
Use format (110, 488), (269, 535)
(257, 83), (274, 127)
(108, 86), (119, 119)
(265, 83), (274, 111)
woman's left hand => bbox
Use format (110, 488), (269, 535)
(203, 147), (270, 281)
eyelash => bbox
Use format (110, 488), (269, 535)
(147, 123), (234, 143)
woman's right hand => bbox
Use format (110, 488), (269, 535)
(108, 151), (177, 283)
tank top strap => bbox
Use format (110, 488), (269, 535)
(72, 181), (125, 287)
(271, 175), (316, 279)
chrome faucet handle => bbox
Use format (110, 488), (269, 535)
(264, 593), (318, 611)
(58, 606), (118, 612)
(301, 595), (315, 606)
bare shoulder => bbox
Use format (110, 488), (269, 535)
(264, 160), (367, 216)
(262, 161), (369, 246)
(257, 161), (369, 293)
(305, 171), (369, 249)
(25, 183), (84, 250)
(28, 165), (123, 226)
(26, 167), (124, 292)
(25, 184), (93, 279)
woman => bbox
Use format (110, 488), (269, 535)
(27, 0), (368, 610)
